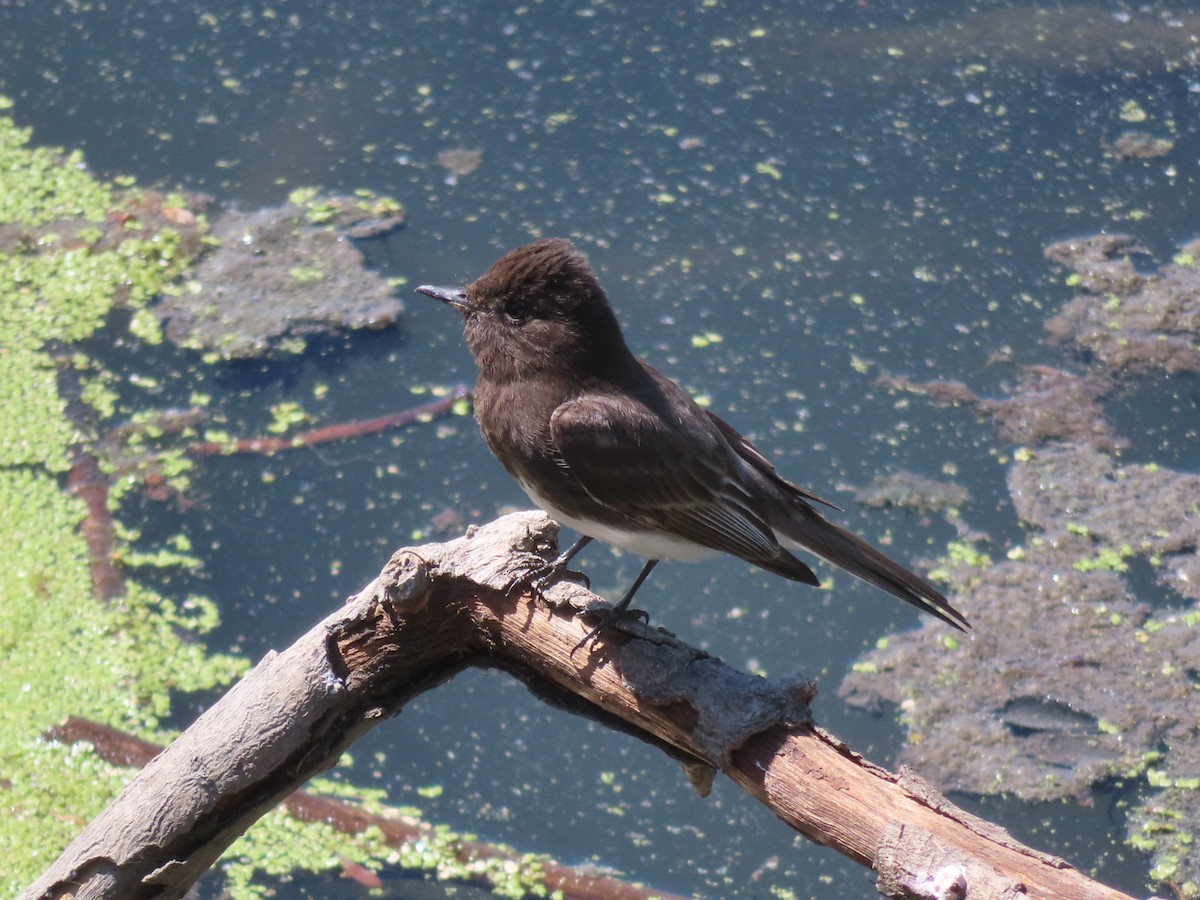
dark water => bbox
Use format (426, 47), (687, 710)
(5, 1), (1196, 896)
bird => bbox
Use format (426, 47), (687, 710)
(417, 238), (968, 645)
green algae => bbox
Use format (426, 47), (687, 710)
(1, 97), (565, 900)
(1073, 544), (1135, 573)
(0, 101), (113, 226)
(266, 400), (314, 435)
(221, 808), (391, 900)
(287, 184), (404, 229)
(0, 99), (247, 893)
(0, 467), (248, 887)
(221, 803), (570, 900)
(0, 200), (190, 471)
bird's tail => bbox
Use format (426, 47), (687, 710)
(774, 507), (969, 632)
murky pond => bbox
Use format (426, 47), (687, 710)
(5, 1), (1199, 896)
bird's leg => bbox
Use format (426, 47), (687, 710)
(553, 534), (592, 572)
(539, 534), (592, 588)
(573, 558), (658, 651)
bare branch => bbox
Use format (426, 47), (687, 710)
(23, 512), (1137, 900)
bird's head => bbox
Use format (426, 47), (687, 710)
(418, 238), (630, 382)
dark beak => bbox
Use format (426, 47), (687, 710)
(416, 284), (470, 312)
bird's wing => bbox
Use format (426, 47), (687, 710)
(705, 410), (841, 510)
(549, 393), (818, 583)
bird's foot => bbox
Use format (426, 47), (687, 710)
(572, 604), (649, 653)
(535, 558), (591, 594)
(507, 553), (590, 601)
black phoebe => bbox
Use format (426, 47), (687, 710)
(418, 238), (968, 642)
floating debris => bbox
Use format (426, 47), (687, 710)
(842, 432), (1200, 881)
(880, 366), (1124, 451)
(437, 147), (483, 184)
(1045, 234), (1200, 373)
(846, 239), (1200, 891)
(766, 6), (1200, 88)
(851, 471), (971, 515)
(1109, 131), (1175, 161)
(155, 193), (405, 359)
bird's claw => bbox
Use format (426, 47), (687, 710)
(571, 605), (649, 653)
(506, 555), (590, 601)
(535, 563), (590, 594)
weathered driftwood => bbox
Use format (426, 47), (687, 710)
(43, 718), (683, 900)
(23, 512), (1136, 900)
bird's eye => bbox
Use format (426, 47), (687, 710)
(505, 301), (531, 324)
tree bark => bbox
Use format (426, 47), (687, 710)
(23, 512), (1137, 900)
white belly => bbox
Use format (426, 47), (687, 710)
(520, 481), (716, 562)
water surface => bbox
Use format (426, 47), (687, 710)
(5, 1), (1194, 896)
